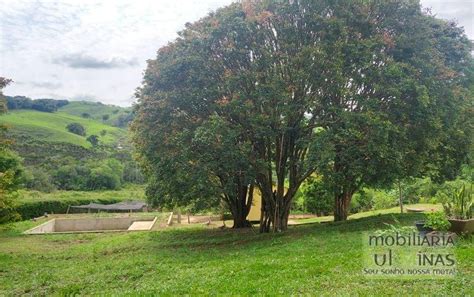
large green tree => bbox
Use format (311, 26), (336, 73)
(133, 0), (472, 231)
(131, 24), (257, 227)
(309, 1), (473, 221)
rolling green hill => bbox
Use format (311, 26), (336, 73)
(1, 110), (126, 148)
(58, 101), (133, 127)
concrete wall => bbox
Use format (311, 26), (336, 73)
(25, 217), (156, 234)
(24, 219), (56, 234)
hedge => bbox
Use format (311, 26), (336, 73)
(13, 198), (122, 220)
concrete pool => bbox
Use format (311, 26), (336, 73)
(24, 217), (158, 234)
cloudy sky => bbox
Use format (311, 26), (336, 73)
(0, 0), (472, 107)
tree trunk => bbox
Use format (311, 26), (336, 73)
(259, 190), (272, 233)
(398, 180), (404, 214)
(259, 189), (294, 232)
(334, 191), (353, 221)
(232, 215), (252, 228)
(231, 184), (253, 228)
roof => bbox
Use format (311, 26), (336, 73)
(70, 201), (147, 211)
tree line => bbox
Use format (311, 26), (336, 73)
(131, 0), (473, 232)
(6, 96), (69, 113)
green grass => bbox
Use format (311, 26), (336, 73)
(0, 213), (472, 295)
(0, 110), (126, 148)
(59, 101), (131, 125)
(17, 185), (145, 204)
(293, 204), (443, 224)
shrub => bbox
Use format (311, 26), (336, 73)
(351, 190), (374, 213)
(54, 165), (90, 190)
(86, 167), (121, 190)
(66, 123), (86, 136)
(424, 211), (451, 231)
(0, 171), (21, 223)
(299, 175), (333, 215)
(24, 167), (55, 192)
(53, 160), (123, 191)
(14, 197), (122, 220)
(442, 183), (473, 220)
(86, 135), (99, 146)
(369, 188), (397, 210)
(0, 149), (23, 189)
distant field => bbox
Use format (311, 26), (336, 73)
(59, 101), (131, 125)
(0, 110), (126, 148)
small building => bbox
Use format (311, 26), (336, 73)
(247, 191), (262, 222)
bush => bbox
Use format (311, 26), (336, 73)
(53, 159), (123, 191)
(0, 149), (23, 189)
(86, 135), (99, 146)
(54, 165), (90, 190)
(424, 211), (451, 231)
(350, 190), (374, 213)
(86, 167), (121, 190)
(122, 162), (144, 184)
(402, 178), (439, 204)
(24, 167), (56, 192)
(370, 188), (397, 210)
(0, 150), (23, 223)
(0, 172), (21, 224)
(14, 197), (122, 220)
(66, 123), (86, 136)
(299, 175), (333, 215)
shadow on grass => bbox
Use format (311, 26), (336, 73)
(144, 213), (425, 253)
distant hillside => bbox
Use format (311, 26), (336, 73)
(59, 101), (133, 128)
(0, 98), (144, 192)
(1, 110), (126, 148)
(6, 96), (134, 128)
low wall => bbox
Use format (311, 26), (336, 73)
(25, 217), (156, 234)
(25, 219), (56, 234)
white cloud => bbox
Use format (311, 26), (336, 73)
(0, 0), (472, 107)
(421, 0), (474, 38)
(52, 53), (139, 69)
(0, 0), (234, 106)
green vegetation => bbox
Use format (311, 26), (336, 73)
(0, 78), (23, 223)
(66, 122), (86, 136)
(17, 185), (145, 204)
(442, 184), (473, 220)
(12, 185), (144, 219)
(6, 96), (69, 112)
(0, 99), (143, 200)
(0, 213), (472, 295)
(132, 0), (473, 232)
(59, 101), (133, 128)
(424, 211), (451, 231)
(1, 110), (124, 148)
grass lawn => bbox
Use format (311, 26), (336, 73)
(292, 204), (443, 224)
(0, 213), (472, 295)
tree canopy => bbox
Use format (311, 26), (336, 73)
(132, 0), (473, 231)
